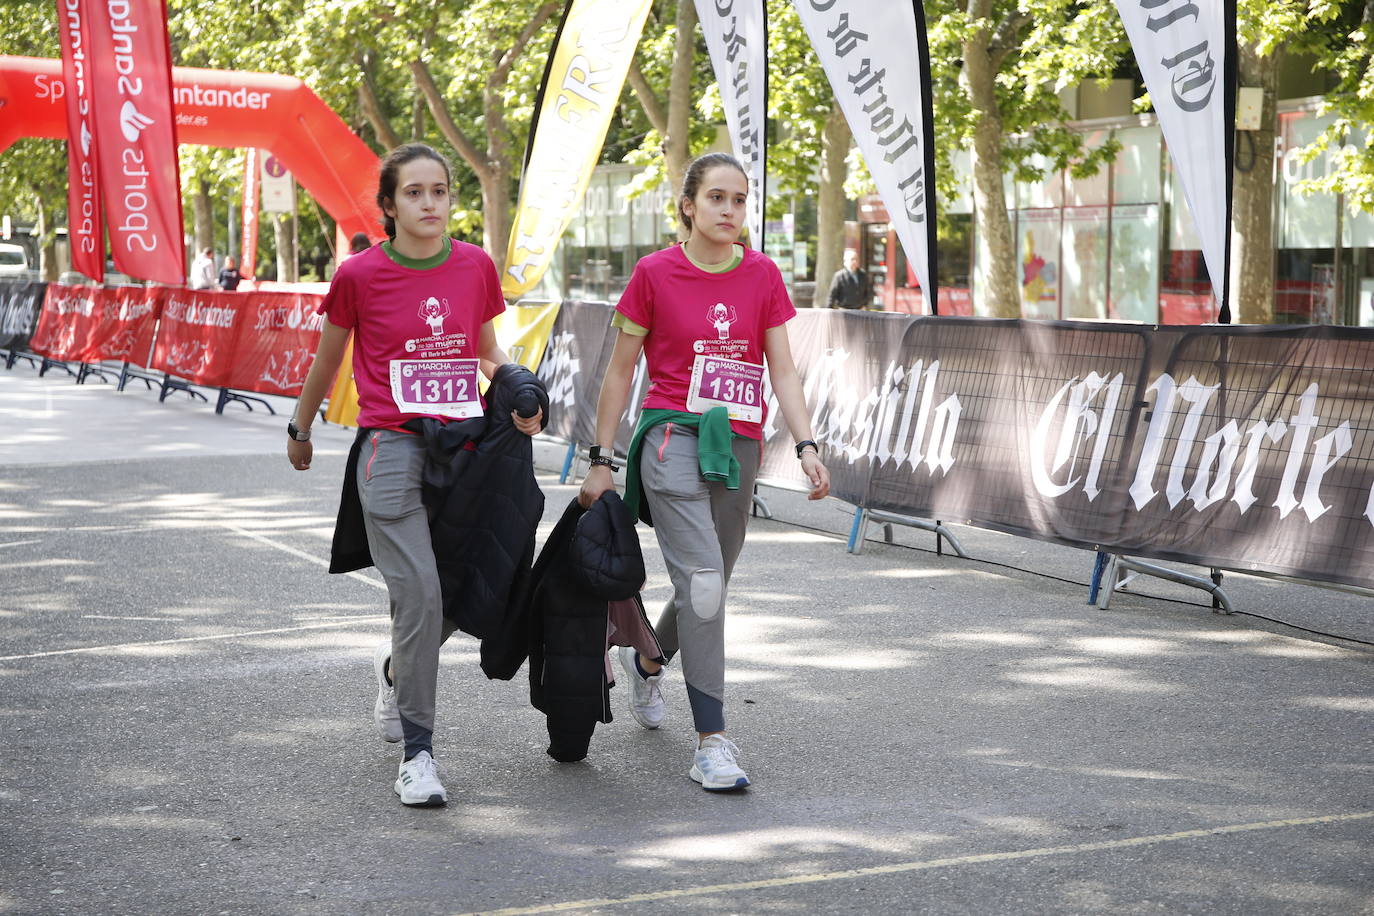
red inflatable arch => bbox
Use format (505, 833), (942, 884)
(0, 55), (383, 245)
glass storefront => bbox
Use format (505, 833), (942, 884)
(560, 165), (677, 303)
(552, 106), (1372, 327)
(1276, 111), (1374, 325)
(846, 105), (1372, 325)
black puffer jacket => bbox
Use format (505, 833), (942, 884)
(485, 493), (662, 763)
(329, 363), (548, 638)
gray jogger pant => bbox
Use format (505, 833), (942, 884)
(639, 422), (761, 734)
(356, 429), (457, 744)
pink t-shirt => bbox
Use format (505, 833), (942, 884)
(320, 240), (505, 430)
(616, 244), (795, 439)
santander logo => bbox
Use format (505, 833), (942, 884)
(119, 100), (154, 142)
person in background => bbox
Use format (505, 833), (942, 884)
(190, 247), (219, 290)
(826, 249), (869, 309)
(579, 151), (831, 793)
(218, 256), (242, 291)
(349, 232), (372, 257)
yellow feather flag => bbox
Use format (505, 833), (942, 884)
(502, 0), (653, 298)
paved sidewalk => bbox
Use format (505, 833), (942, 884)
(1, 370), (1371, 915)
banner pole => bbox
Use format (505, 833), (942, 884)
(1218, 0), (1237, 324)
(913, 0), (939, 316)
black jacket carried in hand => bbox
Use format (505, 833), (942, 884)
(329, 363), (548, 639)
(483, 493), (662, 763)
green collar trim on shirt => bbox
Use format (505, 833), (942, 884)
(682, 243), (744, 274)
(381, 238), (452, 270)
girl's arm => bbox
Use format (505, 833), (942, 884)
(578, 329), (645, 508)
(478, 319), (543, 437)
(764, 324), (831, 500)
(287, 318), (352, 471)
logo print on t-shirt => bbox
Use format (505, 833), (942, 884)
(418, 296), (451, 336)
(707, 302), (736, 340)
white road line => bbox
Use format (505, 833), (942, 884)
(218, 523), (385, 590)
(0, 617), (388, 662)
(0, 539), (43, 549)
(452, 811), (1374, 916)
(81, 615), (182, 622)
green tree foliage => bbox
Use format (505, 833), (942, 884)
(929, 0), (1128, 317)
(1285, 0), (1374, 214)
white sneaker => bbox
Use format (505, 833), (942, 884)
(690, 735), (750, 791)
(394, 751), (447, 806)
(617, 646), (664, 729)
(373, 641), (402, 744)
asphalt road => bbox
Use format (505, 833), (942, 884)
(1, 370), (1372, 915)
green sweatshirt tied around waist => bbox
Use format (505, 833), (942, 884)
(623, 406), (740, 526)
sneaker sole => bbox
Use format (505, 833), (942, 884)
(393, 784), (447, 807)
(628, 708), (662, 730)
(374, 646), (403, 743)
(376, 700), (403, 743)
(689, 765), (749, 792)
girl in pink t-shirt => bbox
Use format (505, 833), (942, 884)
(287, 144), (542, 808)
(579, 152), (831, 792)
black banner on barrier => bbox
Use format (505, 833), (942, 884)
(0, 278), (47, 352)
(541, 302), (1374, 590)
(536, 299), (649, 451)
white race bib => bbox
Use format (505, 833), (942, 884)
(389, 358), (482, 419)
(686, 355), (764, 423)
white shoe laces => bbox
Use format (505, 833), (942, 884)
(643, 679), (662, 705)
(699, 737), (741, 769)
(405, 753), (438, 783)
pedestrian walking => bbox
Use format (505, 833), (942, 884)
(578, 151), (830, 791)
(286, 142), (543, 807)
(217, 256), (242, 291)
(826, 248), (869, 309)
(190, 247), (219, 290)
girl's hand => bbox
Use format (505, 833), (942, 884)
(800, 451), (830, 500)
(579, 463), (616, 509)
(512, 407), (543, 437)
(288, 438), (313, 471)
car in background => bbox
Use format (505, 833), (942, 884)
(0, 242), (29, 275)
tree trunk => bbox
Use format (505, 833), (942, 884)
(962, 3), (1021, 318)
(811, 103), (852, 309)
(412, 95), (426, 141)
(663, 0), (698, 213)
(479, 164), (512, 275)
(357, 58), (402, 151)
(274, 212), (298, 282)
(36, 198), (58, 282)
(193, 180), (215, 255)
(410, 4), (557, 274)
(1231, 45), (1279, 324)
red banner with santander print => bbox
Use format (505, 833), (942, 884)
(29, 284), (161, 364)
(55, 0), (104, 281)
(86, 0), (185, 285)
(151, 289), (246, 386)
(227, 292), (324, 395)
(151, 289), (323, 394)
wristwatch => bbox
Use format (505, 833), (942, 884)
(588, 444), (620, 471)
(795, 439), (818, 459)
(287, 418), (311, 442)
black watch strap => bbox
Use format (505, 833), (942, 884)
(588, 445), (619, 471)
(287, 418), (311, 442)
(795, 439), (818, 459)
